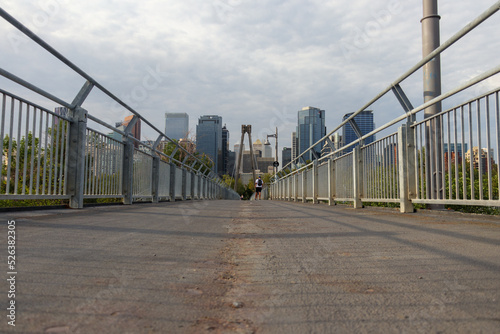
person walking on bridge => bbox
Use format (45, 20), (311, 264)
(255, 176), (263, 200)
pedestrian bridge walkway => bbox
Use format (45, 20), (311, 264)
(2, 200), (499, 333)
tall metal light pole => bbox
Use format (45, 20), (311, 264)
(265, 127), (279, 176)
(422, 0), (443, 204)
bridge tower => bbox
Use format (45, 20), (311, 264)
(234, 125), (257, 191)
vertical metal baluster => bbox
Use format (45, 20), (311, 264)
(369, 145), (374, 199)
(29, 106), (37, 194)
(364, 148), (368, 199)
(395, 135), (399, 199)
(102, 136), (109, 195)
(22, 105), (30, 195)
(376, 141), (380, 198)
(384, 138), (390, 199)
(103, 135), (108, 195)
(84, 129), (91, 195)
(390, 136), (394, 198)
(476, 100), (483, 200)
(396, 134), (400, 199)
(365, 147), (370, 199)
(108, 138), (112, 195)
(47, 115), (55, 195)
(485, 95), (492, 200)
(119, 140), (123, 195)
(91, 133), (96, 195)
(58, 119), (66, 195)
(413, 123), (418, 199)
(468, 103), (474, 200)
(14, 101), (23, 194)
(461, 106), (467, 200)
(35, 109), (43, 195)
(64, 120), (70, 195)
(363, 148), (368, 199)
(496, 92), (500, 199)
(91, 134), (97, 195)
(450, 112), (457, 199)
(383, 138), (387, 199)
(83, 129), (88, 195)
(374, 144), (378, 199)
(393, 134), (397, 199)
(103, 135), (109, 195)
(419, 124), (424, 199)
(108, 137), (113, 195)
(453, 108), (459, 200)
(133, 150), (137, 197)
(427, 120), (434, 200)
(110, 138), (114, 195)
(378, 140), (382, 199)
(441, 115), (446, 200)
(6, 97), (15, 195)
(86, 133), (91, 195)
(52, 114), (61, 195)
(95, 134), (100, 195)
(101, 135), (106, 195)
(96, 135), (102, 194)
(112, 141), (116, 195)
(0, 94), (6, 192)
(386, 137), (390, 199)
(42, 113), (49, 195)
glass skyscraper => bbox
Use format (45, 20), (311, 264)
(342, 110), (375, 152)
(297, 107), (326, 161)
(196, 115), (223, 173)
(165, 113), (189, 140)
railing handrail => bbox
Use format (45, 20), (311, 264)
(286, 1), (500, 172)
(0, 7), (219, 180)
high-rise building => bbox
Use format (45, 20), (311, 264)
(342, 110), (375, 153)
(291, 131), (298, 162)
(221, 125), (229, 175)
(263, 143), (272, 158)
(297, 107), (326, 161)
(165, 113), (189, 140)
(196, 115), (223, 173)
(282, 147), (292, 169)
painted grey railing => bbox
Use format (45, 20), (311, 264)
(0, 9), (239, 208)
(271, 2), (500, 212)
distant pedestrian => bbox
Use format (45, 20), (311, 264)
(255, 176), (263, 200)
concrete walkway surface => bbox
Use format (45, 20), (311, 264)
(0, 200), (499, 333)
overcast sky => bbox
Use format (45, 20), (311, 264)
(1, 0), (499, 155)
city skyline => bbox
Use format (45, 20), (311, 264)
(1, 1), (498, 159)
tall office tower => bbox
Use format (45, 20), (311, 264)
(165, 112), (189, 140)
(282, 147), (292, 168)
(291, 131), (298, 162)
(263, 143), (272, 158)
(342, 110), (375, 153)
(221, 125), (229, 175)
(297, 106), (326, 161)
(196, 115), (223, 173)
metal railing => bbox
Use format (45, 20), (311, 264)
(0, 9), (239, 207)
(271, 2), (500, 212)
